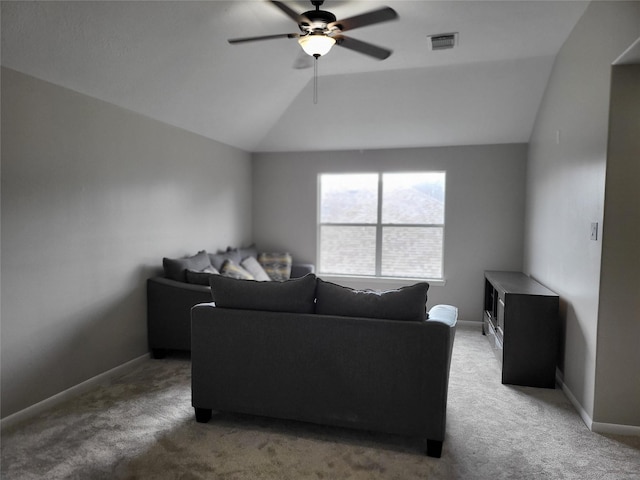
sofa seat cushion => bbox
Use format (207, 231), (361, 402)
(209, 274), (317, 314)
(315, 278), (429, 322)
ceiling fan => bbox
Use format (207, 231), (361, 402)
(228, 0), (398, 61)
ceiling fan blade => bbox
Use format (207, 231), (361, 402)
(269, 1), (311, 25)
(228, 33), (300, 44)
(329, 7), (398, 33)
(334, 35), (392, 60)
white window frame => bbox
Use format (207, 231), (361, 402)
(317, 171), (446, 285)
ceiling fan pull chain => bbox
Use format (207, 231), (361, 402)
(313, 54), (319, 104)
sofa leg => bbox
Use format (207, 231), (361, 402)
(426, 439), (443, 458)
(195, 407), (212, 423)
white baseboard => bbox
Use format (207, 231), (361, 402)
(592, 421), (640, 436)
(556, 369), (640, 437)
(1, 353), (150, 431)
(557, 374), (594, 430)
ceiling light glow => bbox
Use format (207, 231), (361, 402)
(298, 34), (336, 57)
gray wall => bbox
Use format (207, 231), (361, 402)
(524, 1), (640, 425)
(1, 67), (252, 418)
(595, 64), (640, 427)
(252, 144), (527, 321)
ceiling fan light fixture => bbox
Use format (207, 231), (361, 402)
(298, 34), (336, 57)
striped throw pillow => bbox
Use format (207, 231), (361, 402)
(258, 252), (292, 281)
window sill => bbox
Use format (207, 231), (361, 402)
(318, 274), (446, 290)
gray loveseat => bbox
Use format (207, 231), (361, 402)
(147, 247), (313, 357)
(191, 274), (458, 458)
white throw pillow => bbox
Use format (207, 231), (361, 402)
(240, 256), (272, 281)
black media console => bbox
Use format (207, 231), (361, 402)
(483, 271), (559, 388)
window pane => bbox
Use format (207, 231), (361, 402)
(320, 173), (378, 224)
(381, 226), (443, 278)
(382, 172), (445, 224)
(319, 225), (376, 275)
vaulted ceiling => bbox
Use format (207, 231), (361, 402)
(1, 1), (590, 152)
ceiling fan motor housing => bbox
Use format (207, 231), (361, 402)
(299, 9), (337, 34)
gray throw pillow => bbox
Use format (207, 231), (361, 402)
(163, 250), (212, 282)
(315, 278), (430, 322)
(209, 250), (239, 271)
(209, 274), (317, 314)
(227, 245), (259, 262)
(209, 245), (259, 270)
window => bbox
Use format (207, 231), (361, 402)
(318, 172), (445, 279)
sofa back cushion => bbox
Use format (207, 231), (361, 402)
(163, 250), (213, 282)
(209, 274), (317, 314)
(315, 279), (429, 322)
(185, 266), (219, 285)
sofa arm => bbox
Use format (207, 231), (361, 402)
(291, 263), (315, 278)
(147, 277), (212, 355)
(148, 276), (211, 293)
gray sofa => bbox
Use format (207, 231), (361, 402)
(147, 247), (314, 357)
(191, 274), (458, 457)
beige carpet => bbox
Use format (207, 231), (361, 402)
(2, 325), (639, 479)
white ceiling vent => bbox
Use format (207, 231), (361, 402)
(428, 33), (458, 51)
